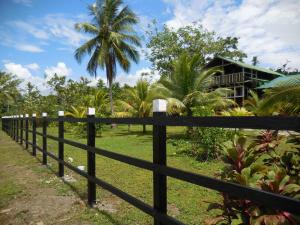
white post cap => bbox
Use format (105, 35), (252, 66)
(16, 115), (19, 118)
(25, 114), (29, 118)
(153, 99), (167, 112)
(32, 113), (36, 117)
(87, 107), (95, 115)
(42, 112), (48, 117)
(58, 111), (64, 116)
(20, 114), (23, 118)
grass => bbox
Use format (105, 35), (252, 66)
(24, 123), (223, 224)
(0, 182), (23, 208)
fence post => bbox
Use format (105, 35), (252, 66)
(16, 115), (19, 142)
(58, 111), (64, 177)
(12, 115), (15, 140)
(13, 115), (16, 141)
(9, 116), (11, 137)
(152, 99), (167, 225)
(42, 112), (48, 165)
(87, 107), (96, 206)
(25, 114), (29, 149)
(32, 113), (37, 156)
(20, 115), (23, 145)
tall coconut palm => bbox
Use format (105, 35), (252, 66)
(153, 53), (235, 116)
(74, 0), (141, 115)
(117, 79), (158, 133)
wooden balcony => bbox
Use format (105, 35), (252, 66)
(212, 72), (245, 86)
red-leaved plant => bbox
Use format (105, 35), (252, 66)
(205, 132), (300, 225)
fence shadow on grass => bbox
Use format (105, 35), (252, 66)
(21, 144), (123, 225)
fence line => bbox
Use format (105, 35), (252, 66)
(1, 99), (300, 225)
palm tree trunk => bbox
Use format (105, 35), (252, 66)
(187, 107), (193, 135)
(109, 81), (114, 115)
(107, 62), (116, 128)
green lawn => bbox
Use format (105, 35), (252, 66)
(30, 124), (224, 224)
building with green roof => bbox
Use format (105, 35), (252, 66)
(205, 56), (284, 105)
(258, 74), (300, 89)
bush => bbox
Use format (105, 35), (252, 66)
(170, 106), (235, 161)
(192, 127), (235, 160)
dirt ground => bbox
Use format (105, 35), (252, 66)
(0, 131), (93, 225)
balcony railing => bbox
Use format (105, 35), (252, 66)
(213, 72), (245, 86)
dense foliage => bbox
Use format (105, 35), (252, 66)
(146, 23), (247, 77)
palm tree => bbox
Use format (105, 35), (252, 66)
(65, 106), (87, 118)
(153, 53), (234, 116)
(221, 107), (253, 116)
(244, 90), (262, 115)
(74, 0), (141, 115)
(84, 89), (109, 116)
(117, 79), (158, 133)
(258, 74), (300, 115)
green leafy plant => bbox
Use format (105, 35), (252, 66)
(206, 132), (300, 225)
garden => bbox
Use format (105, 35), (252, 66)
(0, 0), (300, 224)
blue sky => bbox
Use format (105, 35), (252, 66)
(0, 0), (299, 94)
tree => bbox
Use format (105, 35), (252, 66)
(146, 23), (246, 77)
(85, 89), (109, 116)
(153, 53), (234, 116)
(117, 79), (157, 133)
(251, 56), (259, 66)
(47, 73), (67, 108)
(0, 71), (21, 115)
(75, 0), (141, 115)
(21, 82), (41, 115)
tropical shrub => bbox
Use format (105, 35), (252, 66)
(65, 106), (87, 137)
(171, 106), (235, 161)
(205, 133), (300, 225)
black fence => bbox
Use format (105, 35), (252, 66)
(1, 114), (300, 225)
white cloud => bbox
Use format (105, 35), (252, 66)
(117, 68), (159, 86)
(4, 14), (89, 52)
(25, 63), (39, 71)
(43, 14), (89, 47)
(164, 0), (300, 69)
(15, 44), (44, 53)
(13, 0), (32, 7)
(88, 68), (159, 87)
(44, 62), (72, 79)
(3, 62), (47, 93)
(4, 62), (32, 79)
(12, 21), (49, 39)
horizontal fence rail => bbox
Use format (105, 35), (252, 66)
(14, 116), (300, 131)
(1, 105), (300, 225)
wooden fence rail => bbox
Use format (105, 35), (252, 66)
(1, 99), (300, 225)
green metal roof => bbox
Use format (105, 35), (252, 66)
(216, 56), (285, 77)
(258, 74), (300, 89)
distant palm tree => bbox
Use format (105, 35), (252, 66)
(74, 0), (141, 115)
(117, 79), (158, 133)
(65, 106), (87, 118)
(153, 53), (234, 116)
(244, 90), (262, 115)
